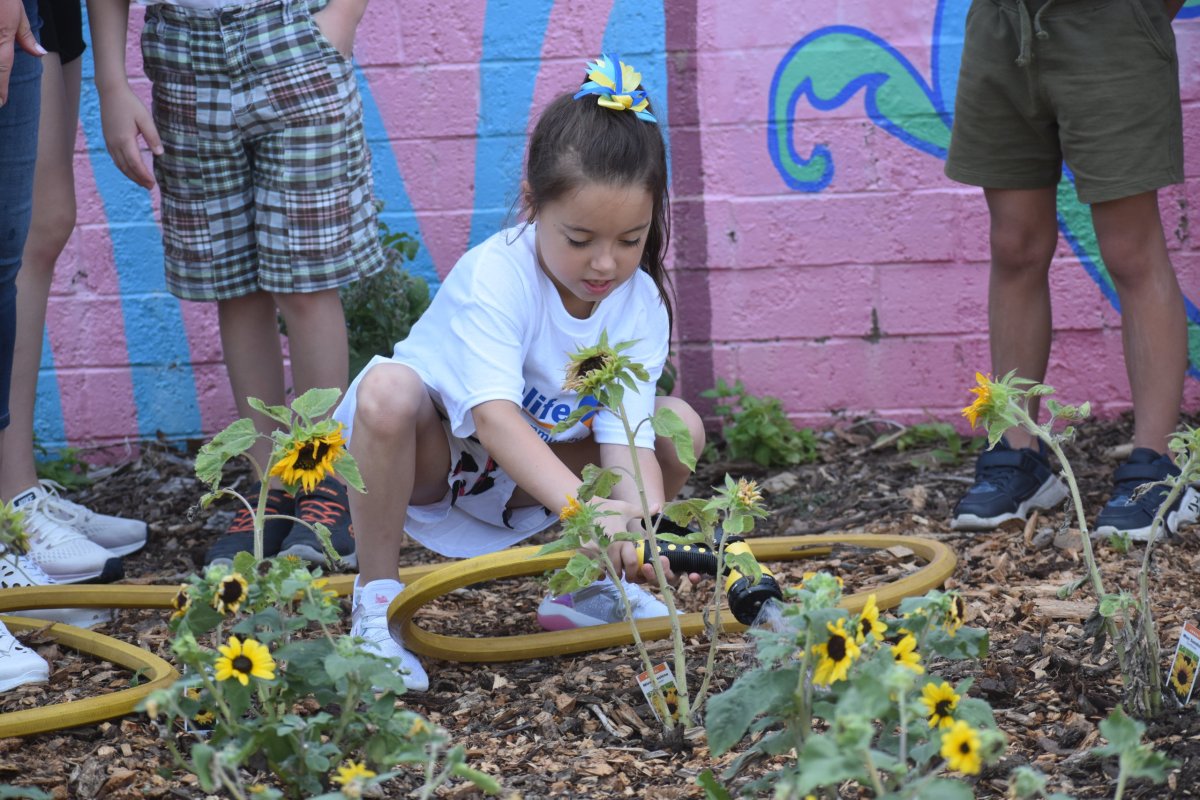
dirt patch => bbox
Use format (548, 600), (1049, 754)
(2, 413), (1198, 798)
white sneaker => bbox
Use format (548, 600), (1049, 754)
(537, 577), (668, 630)
(0, 620), (50, 692)
(37, 480), (147, 557)
(349, 578), (429, 692)
(12, 486), (116, 583)
(0, 547), (113, 628)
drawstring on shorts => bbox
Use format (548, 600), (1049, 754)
(1015, 0), (1057, 67)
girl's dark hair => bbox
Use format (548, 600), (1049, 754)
(523, 88), (674, 330)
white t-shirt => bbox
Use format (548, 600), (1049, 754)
(332, 223), (670, 557)
(338, 222), (669, 449)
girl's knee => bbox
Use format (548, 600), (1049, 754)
(354, 364), (428, 435)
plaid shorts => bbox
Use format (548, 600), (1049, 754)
(142, 0), (385, 301)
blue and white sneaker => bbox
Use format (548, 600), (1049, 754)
(1094, 448), (1200, 542)
(537, 577), (668, 630)
(951, 438), (1069, 531)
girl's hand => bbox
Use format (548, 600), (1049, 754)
(0, 0), (44, 104)
(97, 83), (161, 188)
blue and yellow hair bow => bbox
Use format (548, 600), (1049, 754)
(573, 53), (656, 123)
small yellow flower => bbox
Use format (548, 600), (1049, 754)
(559, 495), (583, 522)
(214, 636), (276, 686)
(854, 594), (887, 644)
(941, 720), (983, 775)
(734, 478), (763, 510)
(961, 371), (994, 429)
(922, 681), (960, 729)
(811, 618), (861, 686)
(213, 573), (249, 615)
(946, 594), (966, 636)
(270, 425), (347, 493)
(407, 716), (432, 738)
(184, 687), (215, 725)
(800, 571), (844, 588)
(892, 634), (924, 674)
(1171, 653), (1197, 698)
(170, 584), (191, 621)
(332, 760), (376, 787)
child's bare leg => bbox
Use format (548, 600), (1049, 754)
(217, 292), (286, 472)
(2, 53), (80, 499)
(1091, 190), (1186, 454)
(983, 186), (1059, 450)
(348, 363), (450, 585)
(273, 288), (349, 395)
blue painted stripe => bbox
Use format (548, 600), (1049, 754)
(603, 0), (671, 174)
(32, 328), (66, 448)
(469, 0), (557, 248)
(79, 5), (203, 442)
(356, 67), (440, 289)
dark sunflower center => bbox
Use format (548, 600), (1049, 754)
(1179, 667), (1189, 682)
(959, 741), (972, 755)
(577, 355), (608, 377)
(935, 700), (953, 717)
(232, 655), (253, 674)
(295, 441), (331, 470)
(172, 592), (188, 610)
(858, 618), (870, 637)
(827, 634), (847, 661)
(953, 597), (965, 620)
(220, 582), (244, 603)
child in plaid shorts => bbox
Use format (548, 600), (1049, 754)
(88, 0), (381, 564)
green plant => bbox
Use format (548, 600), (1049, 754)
(703, 578), (1004, 799)
(33, 441), (89, 490)
(873, 421), (984, 467)
(141, 389), (498, 799)
(701, 378), (819, 467)
(537, 335), (770, 742)
(340, 221), (430, 380)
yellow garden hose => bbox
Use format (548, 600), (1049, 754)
(388, 534), (957, 662)
(0, 534), (955, 736)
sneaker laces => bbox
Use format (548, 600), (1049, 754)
(19, 499), (88, 549)
(36, 480), (92, 525)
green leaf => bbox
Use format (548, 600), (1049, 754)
(695, 769), (733, 800)
(334, 451), (366, 493)
(706, 667), (799, 755)
(552, 405), (596, 435)
(651, 407), (697, 471)
(247, 397), (294, 427)
(190, 743), (218, 792)
(450, 763), (501, 794)
(194, 418), (259, 487)
(905, 778), (975, 800)
(291, 387), (342, 423)
(579, 464), (622, 501)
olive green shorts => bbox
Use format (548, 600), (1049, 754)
(945, 0), (1183, 205)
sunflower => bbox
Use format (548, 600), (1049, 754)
(812, 618), (861, 686)
(332, 760), (376, 787)
(1171, 652), (1197, 699)
(892, 634), (925, 674)
(961, 372), (994, 429)
(184, 688), (215, 726)
(940, 720), (983, 775)
(559, 496), (583, 522)
(212, 573), (249, 615)
(169, 584), (191, 622)
(922, 681), (960, 729)
(214, 636), (276, 686)
(854, 594), (887, 644)
(269, 425), (347, 493)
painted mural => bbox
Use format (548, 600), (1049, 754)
(41, 1), (1200, 453)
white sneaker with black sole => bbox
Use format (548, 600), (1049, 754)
(37, 480), (147, 557)
(0, 620), (49, 692)
(12, 487), (118, 583)
(0, 547), (113, 628)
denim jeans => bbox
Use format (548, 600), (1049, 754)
(0, 0), (43, 430)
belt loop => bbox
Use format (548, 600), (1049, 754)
(282, 0), (297, 24)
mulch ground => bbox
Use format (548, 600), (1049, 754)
(1, 413), (1198, 799)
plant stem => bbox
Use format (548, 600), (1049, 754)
(690, 520), (727, 717)
(617, 404), (692, 726)
(862, 748), (888, 797)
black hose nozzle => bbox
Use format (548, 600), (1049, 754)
(638, 535), (782, 625)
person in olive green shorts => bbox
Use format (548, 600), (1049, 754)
(944, 0), (1198, 541)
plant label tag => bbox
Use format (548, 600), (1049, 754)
(636, 662), (680, 723)
(1167, 620), (1200, 709)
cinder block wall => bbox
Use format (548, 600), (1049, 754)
(52, 0), (1200, 453)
